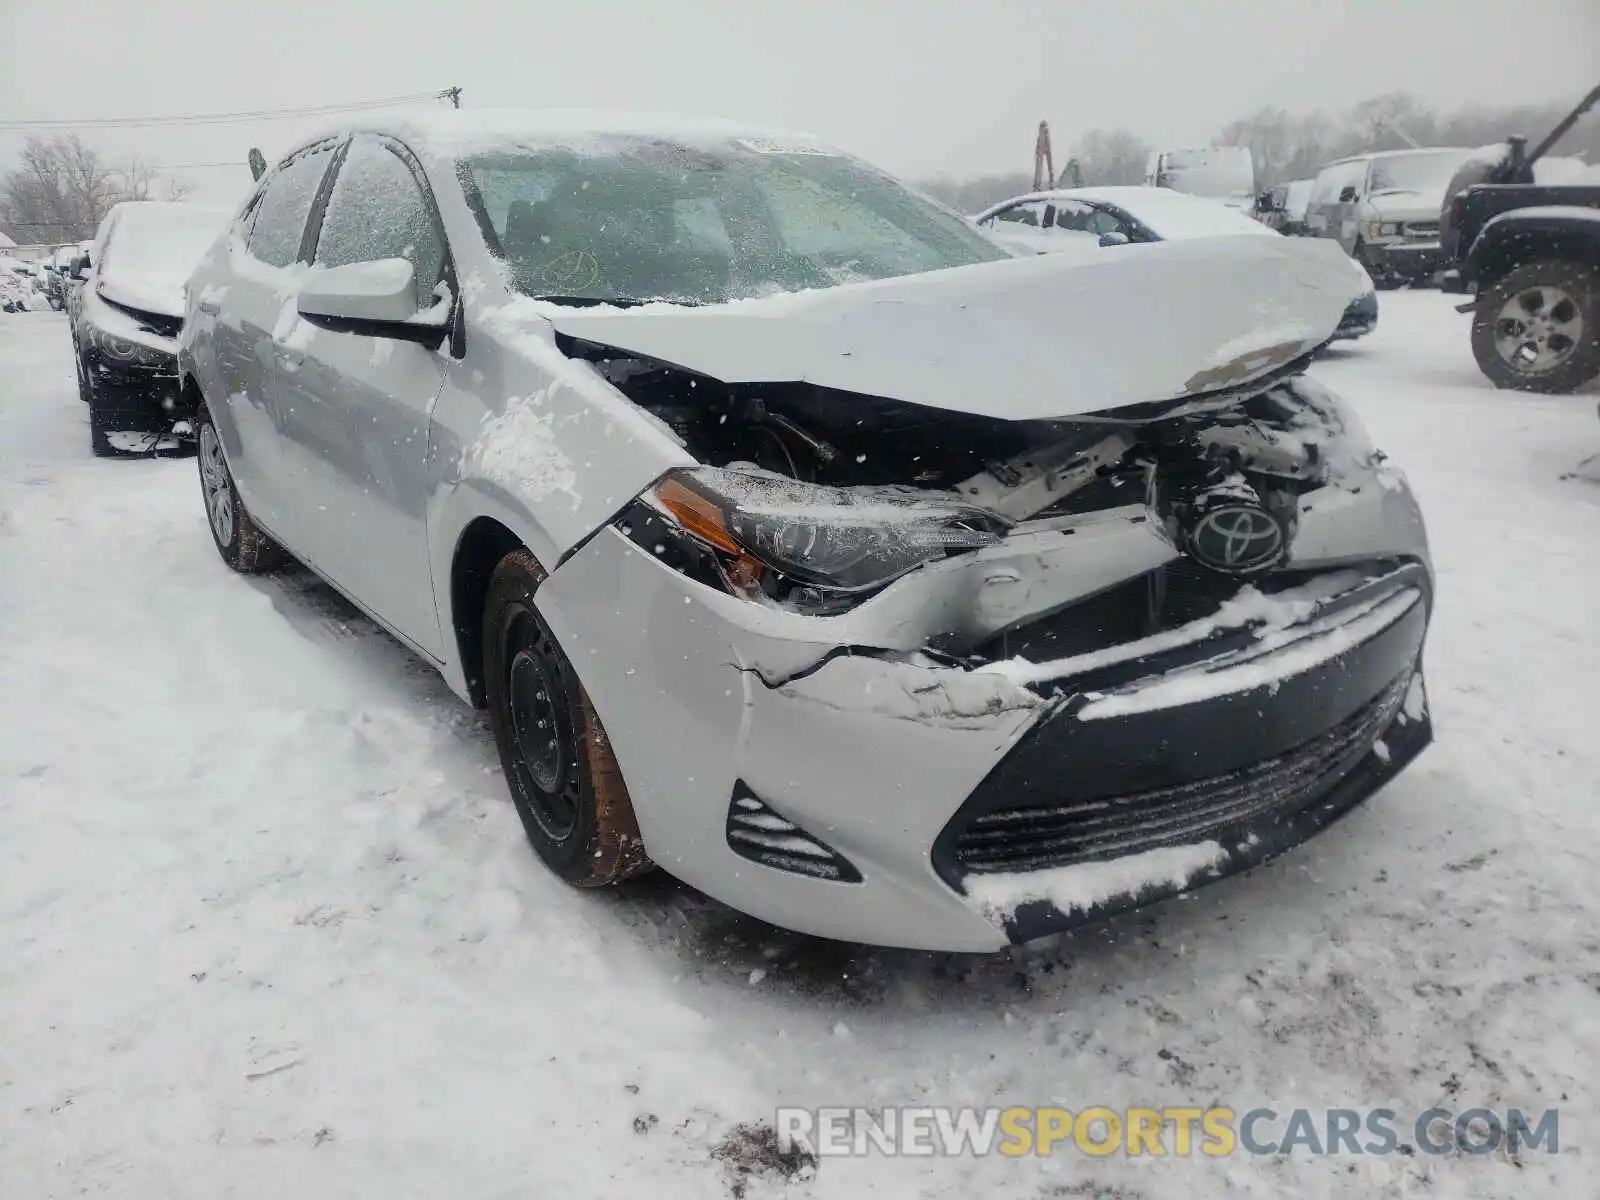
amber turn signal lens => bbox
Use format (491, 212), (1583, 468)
(654, 476), (742, 555)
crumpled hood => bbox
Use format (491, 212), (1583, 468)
(95, 269), (187, 320)
(546, 235), (1365, 420)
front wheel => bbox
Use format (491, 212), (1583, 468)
(1472, 260), (1600, 394)
(483, 549), (652, 887)
(1353, 241), (1400, 290)
(194, 402), (286, 572)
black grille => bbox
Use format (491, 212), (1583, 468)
(725, 782), (861, 883)
(951, 671), (1411, 875)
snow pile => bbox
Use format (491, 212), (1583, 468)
(1077, 588), (1420, 721)
(462, 388), (583, 511)
(966, 840), (1227, 922)
(93, 201), (234, 318)
(779, 652), (1043, 730)
(978, 568), (1372, 688)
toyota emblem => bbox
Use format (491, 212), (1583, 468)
(1187, 504), (1286, 574)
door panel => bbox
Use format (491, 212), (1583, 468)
(211, 145), (336, 540)
(273, 136), (451, 656)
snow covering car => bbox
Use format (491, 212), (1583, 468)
(975, 186), (1379, 341)
(1305, 148), (1473, 286)
(70, 201), (233, 455)
(1, 255), (36, 311)
(179, 112), (1435, 952)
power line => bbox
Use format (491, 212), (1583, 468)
(0, 90), (456, 131)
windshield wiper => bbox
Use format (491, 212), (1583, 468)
(533, 295), (712, 310)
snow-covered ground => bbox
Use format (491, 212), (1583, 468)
(2, 297), (1598, 1199)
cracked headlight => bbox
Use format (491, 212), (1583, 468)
(628, 466), (1008, 606)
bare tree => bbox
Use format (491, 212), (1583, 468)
(1, 135), (196, 244)
(917, 173), (1034, 214)
(1068, 129), (1153, 186)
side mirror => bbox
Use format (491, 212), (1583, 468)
(1098, 232), (1130, 247)
(1338, 185), (1359, 203)
(297, 258), (449, 347)
(1255, 192), (1275, 213)
(70, 256), (91, 280)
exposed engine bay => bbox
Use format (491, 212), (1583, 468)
(566, 334), (1406, 665)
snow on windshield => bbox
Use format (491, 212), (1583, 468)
(102, 203), (233, 282)
(1368, 150), (1472, 194)
(458, 136), (1007, 305)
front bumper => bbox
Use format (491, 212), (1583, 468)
(1363, 240), (1445, 281)
(87, 350), (185, 431)
(539, 510), (1434, 951)
(1334, 291), (1379, 340)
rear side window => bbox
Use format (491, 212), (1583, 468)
(248, 147), (335, 268)
(314, 138), (446, 309)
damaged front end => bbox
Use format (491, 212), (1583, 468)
(536, 329), (1432, 950)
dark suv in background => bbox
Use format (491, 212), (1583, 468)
(1441, 82), (1600, 394)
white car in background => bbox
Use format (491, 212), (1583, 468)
(975, 186), (1379, 342)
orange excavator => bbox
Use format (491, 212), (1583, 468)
(1033, 121), (1083, 190)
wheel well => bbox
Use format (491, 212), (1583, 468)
(1472, 229), (1600, 290)
(177, 375), (204, 419)
(451, 517), (526, 708)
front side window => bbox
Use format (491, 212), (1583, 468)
(1046, 201), (1124, 237)
(459, 136), (1006, 305)
(314, 138), (446, 309)
(248, 146), (335, 268)
(989, 200), (1046, 227)
(1311, 161), (1363, 205)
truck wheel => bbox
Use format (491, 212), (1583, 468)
(1472, 260), (1600, 394)
(483, 549), (652, 888)
(1353, 241), (1399, 291)
(194, 402), (287, 573)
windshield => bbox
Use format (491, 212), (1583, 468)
(1368, 151), (1471, 194)
(459, 137), (1006, 305)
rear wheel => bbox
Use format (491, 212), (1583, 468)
(194, 402), (286, 573)
(483, 549), (651, 887)
(1472, 260), (1600, 394)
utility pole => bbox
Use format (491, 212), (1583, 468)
(446, 87), (462, 110)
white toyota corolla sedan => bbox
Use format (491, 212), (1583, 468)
(178, 111), (1433, 951)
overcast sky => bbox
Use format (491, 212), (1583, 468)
(3, 0), (1597, 209)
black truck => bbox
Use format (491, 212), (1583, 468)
(1441, 82), (1600, 394)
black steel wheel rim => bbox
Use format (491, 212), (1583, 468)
(502, 605), (580, 842)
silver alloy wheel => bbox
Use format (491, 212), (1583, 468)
(198, 423), (235, 547)
(1494, 284), (1584, 374)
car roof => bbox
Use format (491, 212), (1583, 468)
(296, 107), (831, 162)
(975, 185), (1238, 219)
(1326, 147), (1472, 165)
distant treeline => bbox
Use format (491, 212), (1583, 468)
(918, 91), (1600, 213)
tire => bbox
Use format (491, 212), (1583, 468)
(1354, 241), (1400, 291)
(74, 349), (92, 404)
(194, 402), (286, 573)
(483, 549), (652, 887)
(1472, 260), (1600, 395)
